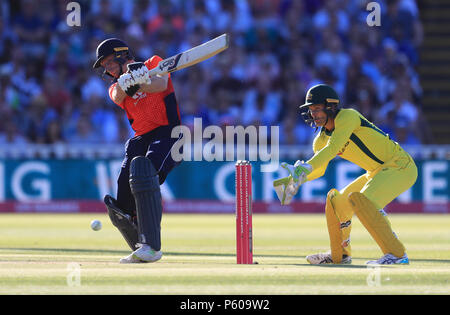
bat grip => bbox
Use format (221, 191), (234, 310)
(148, 68), (165, 77)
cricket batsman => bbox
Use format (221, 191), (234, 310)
(93, 38), (182, 263)
(274, 84), (418, 265)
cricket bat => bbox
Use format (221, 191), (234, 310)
(148, 33), (230, 77)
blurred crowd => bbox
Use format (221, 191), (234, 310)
(0, 0), (433, 148)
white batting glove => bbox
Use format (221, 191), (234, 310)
(118, 72), (137, 92)
(127, 62), (152, 85)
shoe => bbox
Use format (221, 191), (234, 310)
(119, 244), (162, 264)
(119, 252), (145, 264)
(306, 251), (352, 265)
(366, 253), (409, 265)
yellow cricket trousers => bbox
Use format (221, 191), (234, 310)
(330, 146), (418, 256)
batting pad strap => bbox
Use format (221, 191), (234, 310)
(348, 192), (405, 257)
(325, 189), (344, 264)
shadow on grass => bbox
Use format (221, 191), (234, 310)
(350, 257), (450, 264)
(293, 258), (450, 267)
(3, 248), (449, 265)
(288, 263), (370, 269)
(0, 247), (129, 255)
(409, 258), (450, 264)
(0, 247), (303, 259)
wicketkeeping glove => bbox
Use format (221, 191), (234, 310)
(273, 176), (300, 205)
(273, 161), (312, 205)
(281, 160), (312, 183)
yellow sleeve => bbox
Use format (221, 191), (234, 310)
(307, 164), (327, 181)
(307, 110), (360, 171)
(306, 132), (328, 181)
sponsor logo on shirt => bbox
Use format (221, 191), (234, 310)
(132, 92), (147, 105)
(337, 141), (350, 155)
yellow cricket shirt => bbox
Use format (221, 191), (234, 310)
(306, 108), (399, 181)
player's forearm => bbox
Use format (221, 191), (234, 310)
(111, 84), (127, 105)
(139, 75), (168, 93)
(306, 164), (327, 182)
(307, 145), (340, 171)
(308, 116), (358, 170)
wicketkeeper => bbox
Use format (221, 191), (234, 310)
(93, 38), (182, 263)
(274, 84), (417, 265)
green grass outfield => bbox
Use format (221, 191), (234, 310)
(0, 213), (449, 295)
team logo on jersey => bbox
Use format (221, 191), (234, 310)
(132, 92), (147, 105)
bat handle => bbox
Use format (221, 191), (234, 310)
(148, 68), (165, 77)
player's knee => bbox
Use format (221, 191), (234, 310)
(347, 191), (358, 201)
(348, 192), (371, 213)
(129, 156), (160, 193)
(328, 188), (349, 208)
(328, 189), (354, 221)
(130, 156), (157, 177)
(326, 188), (339, 201)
